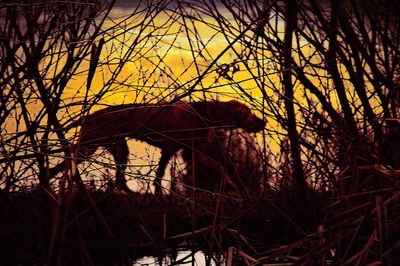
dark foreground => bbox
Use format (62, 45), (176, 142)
(0, 165), (399, 265)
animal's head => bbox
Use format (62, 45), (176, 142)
(216, 100), (266, 133)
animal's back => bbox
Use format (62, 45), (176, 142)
(79, 102), (205, 148)
(78, 100), (247, 149)
(79, 103), (155, 144)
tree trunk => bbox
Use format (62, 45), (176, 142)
(282, 0), (315, 222)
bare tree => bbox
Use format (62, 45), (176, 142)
(2, 0), (400, 264)
(0, 0), (170, 190)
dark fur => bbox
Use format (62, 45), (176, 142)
(51, 100), (265, 194)
(181, 129), (263, 194)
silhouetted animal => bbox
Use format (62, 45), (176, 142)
(50, 100), (265, 195)
(180, 128), (263, 194)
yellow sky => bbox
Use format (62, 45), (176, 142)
(63, 6), (268, 105)
(4, 2), (382, 190)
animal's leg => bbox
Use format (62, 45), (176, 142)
(183, 149), (239, 192)
(199, 152), (238, 191)
(106, 138), (130, 192)
(154, 149), (174, 196)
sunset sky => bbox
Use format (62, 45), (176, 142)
(64, 0), (269, 107)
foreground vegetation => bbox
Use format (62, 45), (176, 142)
(1, 161), (399, 265)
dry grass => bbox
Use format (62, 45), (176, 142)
(1, 163), (399, 265)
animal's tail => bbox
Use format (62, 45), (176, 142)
(50, 160), (67, 177)
(63, 117), (84, 131)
